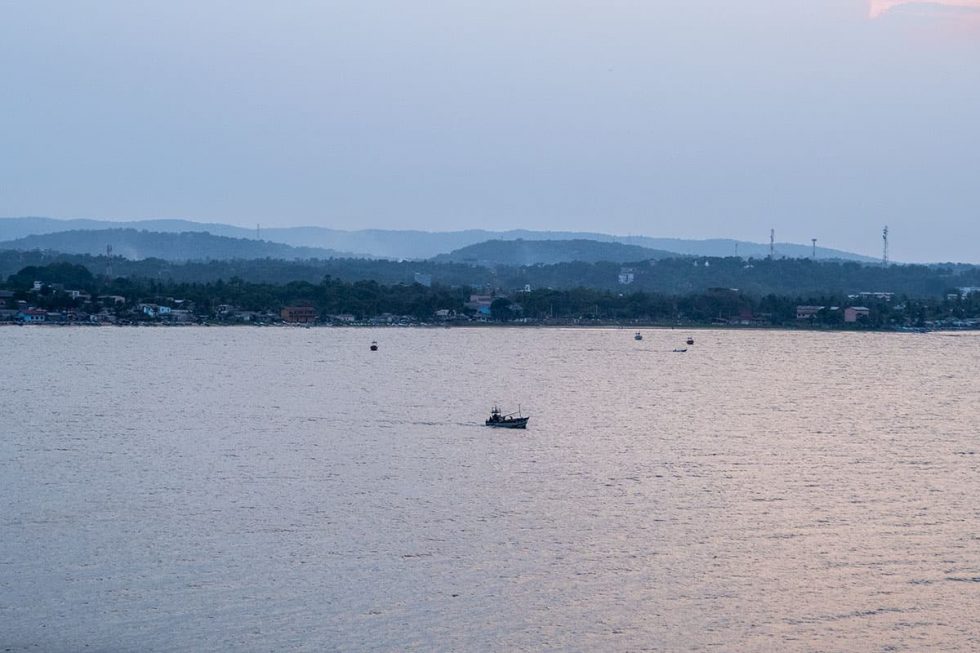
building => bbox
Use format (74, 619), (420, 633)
(17, 308), (47, 323)
(231, 310), (263, 322)
(730, 307), (755, 325)
(168, 310), (194, 323)
(618, 268), (635, 285)
(844, 306), (870, 323)
(281, 306), (317, 323)
(138, 303), (160, 317)
(90, 311), (117, 324)
(707, 287), (739, 296)
(413, 272), (432, 287)
(796, 305), (825, 320)
(465, 294), (494, 317)
(848, 291), (894, 302)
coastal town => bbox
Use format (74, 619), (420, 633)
(3, 266), (979, 331)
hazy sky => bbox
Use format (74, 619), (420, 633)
(2, 1), (979, 262)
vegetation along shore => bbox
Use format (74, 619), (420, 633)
(3, 257), (979, 331)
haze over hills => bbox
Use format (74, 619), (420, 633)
(0, 217), (878, 262)
(432, 239), (679, 267)
(0, 229), (353, 262)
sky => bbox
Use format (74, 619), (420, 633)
(2, 1), (979, 262)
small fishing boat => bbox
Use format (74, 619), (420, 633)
(673, 348), (688, 353)
(485, 405), (529, 429)
(370, 341), (378, 351)
(686, 337), (694, 345)
(634, 332), (643, 341)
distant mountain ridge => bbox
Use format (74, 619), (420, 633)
(432, 239), (679, 266)
(0, 216), (878, 262)
(0, 228), (353, 261)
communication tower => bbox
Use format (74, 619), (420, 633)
(811, 238), (817, 259)
(256, 223), (261, 240)
(769, 229), (775, 259)
(882, 226), (889, 266)
(105, 244), (113, 281)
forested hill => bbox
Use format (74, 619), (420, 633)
(0, 229), (356, 261)
(2, 248), (978, 298)
(430, 239), (678, 266)
(1, 217), (878, 262)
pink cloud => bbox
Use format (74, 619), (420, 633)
(870, 0), (980, 18)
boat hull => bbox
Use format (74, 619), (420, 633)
(486, 417), (529, 429)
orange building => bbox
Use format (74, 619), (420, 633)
(281, 306), (317, 323)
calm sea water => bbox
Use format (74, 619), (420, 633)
(1, 326), (978, 652)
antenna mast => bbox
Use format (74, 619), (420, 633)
(811, 238), (817, 259)
(769, 229), (775, 259)
(882, 226), (889, 266)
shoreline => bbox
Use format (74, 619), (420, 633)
(0, 321), (960, 333)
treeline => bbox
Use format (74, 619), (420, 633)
(494, 257), (980, 298)
(5, 262), (980, 327)
(3, 263), (467, 320)
(2, 248), (980, 299)
(0, 250), (482, 287)
(496, 289), (980, 327)
(431, 238), (676, 265)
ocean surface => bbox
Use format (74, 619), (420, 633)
(1, 326), (978, 652)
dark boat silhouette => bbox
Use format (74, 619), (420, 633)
(485, 405), (529, 429)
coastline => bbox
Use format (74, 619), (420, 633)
(0, 321), (957, 333)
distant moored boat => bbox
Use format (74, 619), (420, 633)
(370, 341), (378, 351)
(634, 331), (643, 341)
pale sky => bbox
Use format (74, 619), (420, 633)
(2, 1), (979, 262)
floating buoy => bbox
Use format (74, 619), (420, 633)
(686, 337), (694, 345)
(370, 341), (378, 351)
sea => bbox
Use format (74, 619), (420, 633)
(1, 326), (978, 652)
